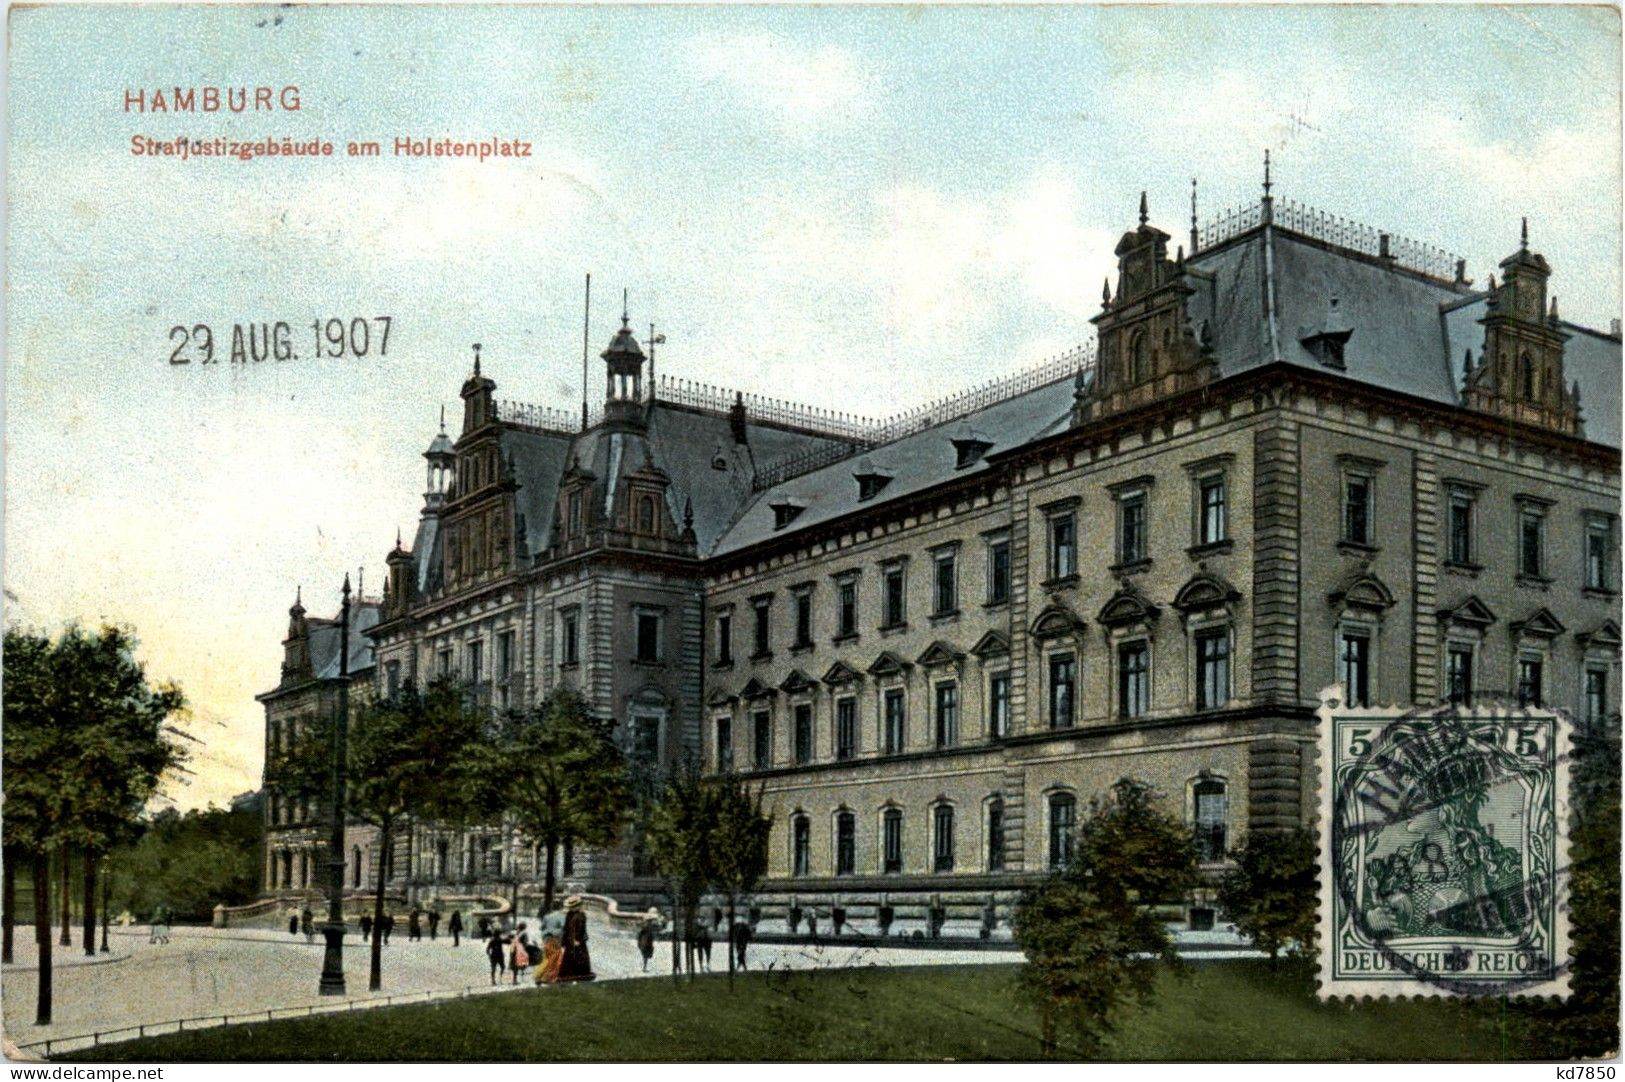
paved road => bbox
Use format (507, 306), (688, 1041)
(0, 923), (1009, 1054)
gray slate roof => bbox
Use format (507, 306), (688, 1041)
(309, 600), (380, 678)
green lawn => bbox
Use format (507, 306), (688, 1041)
(68, 960), (1606, 1062)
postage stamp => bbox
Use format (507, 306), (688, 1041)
(1317, 688), (1573, 999)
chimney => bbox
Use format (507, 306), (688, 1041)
(1611, 318), (1621, 339)
(1455, 258), (1467, 285)
(1378, 233), (1392, 261)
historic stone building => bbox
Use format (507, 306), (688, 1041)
(261, 177), (1621, 933)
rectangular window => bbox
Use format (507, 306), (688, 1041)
(987, 538), (1011, 605)
(1447, 645), (1474, 705)
(882, 811), (902, 874)
(631, 715), (660, 773)
(1517, 656), (1544, 707)
(497, 631), (514, 681)
(1585, 667), (1609, 722)
(559, 610), (579, 666)
(1448, 492), (1474, 564)
(1343, 474), (1373, 546)
(988, 671), (1011, 738)
(883, 689), (906, 754)
(1119, 491), (1148, 564)
(468, 639), (484, 685)
(837, 578), (858, 638)
(1194, 782), (1228, 862)
(883, 564), (906, 627)
(1199, 476), (1227, 545)
(385, 660), (401, 700)
(1518, 507), (1545, 577)
(792, 818), (809, 877)
(752, 597), (772, 658)
(987, 800), (1005, 871)
(836, 815), (855, 876)
(1048, 653), (1076, 730)
(1049, 513), (1077, 580)
(753, 711), (771, 770)
(835, 697), (856, 760)
(1586, 517), (1612, 590)
(635, 611), (660, 663)
(438, 648), (453, 677)
(1195, 630), (1230, 710)
(1118, 641), (1149, 718)
(933, 805), (955, 873)
(935, 682), (959, 748)
(933, 551), (957, 616)
(793, 591), (813, 649)
(1339, 631), (1371, 707)
(793, 703), (813, 765)
(716, 717), (733, 773)
(1048, 796), (1076, 869)
(716, 612), (733, 665)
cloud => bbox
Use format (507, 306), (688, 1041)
(686, 31), (870, 130)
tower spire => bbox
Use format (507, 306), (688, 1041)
(1138, 190), (1148, 227)
(1263, 149), (1272, 198)
(621, 288), (630, 329)
(1189, 177), (1199, 254)
(472, 342), (481, 377)
(1520, 216), (1529, 251)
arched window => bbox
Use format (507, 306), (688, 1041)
(791, 815), (810, 877)
(986, 796), (1006, 872)
(1520, 351), (1535, 399)
(1194, 779), (1228, 862)
(1129, 332), (1148, 384)
(835, 812), (856, 876)
(436, 839), (449, 881)
(638, 495), (656, 533)
(1048, 792), (1076, 869)
(882, 807), (903, 874)
(933, 805), (955, 872)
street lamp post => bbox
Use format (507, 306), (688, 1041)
(318, 574), (352, 995)
(99, 855), (110, 953)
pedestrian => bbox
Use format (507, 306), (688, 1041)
(695, 924), (712, 971)
(448, 910), (463, 948)
(808, 910), (819, 943)
(381, 912), (395, 944)
(301, 906), (315, 943)
(429, 909), (441, 941)
(556, 894), (595, 983)
(149, 905), (170, 946)
(408, 908), (422, 942)
(732, 918), (752, 971)
(636, 919), (656, 973)
(359, 913), (373, 942)
(535, 906), (564, 985)
(477, 915), (491, 940)
(485, 928), (507, 985)
(288, 909), (299, 936)
(509, 922), (535, 984)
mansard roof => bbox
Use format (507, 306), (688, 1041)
(867, 650), (912, 677)
(915, 640), (965, 669)
(1172, 570), (1242, 614)
(821, 660), (864, 686)
(1510, 607), (1567, 640)
(969, 628), (1011, 658)
(1030, 602), (1085, 640)
(1439, 595), (1497, 630)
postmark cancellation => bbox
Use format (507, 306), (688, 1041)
(1316, 688), (1573, 1000)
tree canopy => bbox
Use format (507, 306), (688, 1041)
(1215, 828), (1318, 966)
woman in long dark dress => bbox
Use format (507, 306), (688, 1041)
(556, 895), (595, 982)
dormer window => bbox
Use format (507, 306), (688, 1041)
(1299, 296), (1354, 369)
(853, 458), (892, 501)
(951, 434), (993, 469)
(771, 499), (806, 530)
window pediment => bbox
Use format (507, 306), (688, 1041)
(1097, 584), (1161, 629)
(779, 669), (817, 694)
(706, 686), (738, 708)
(1577, 619), (1622, 653)
(821, 660), (864, 687)
(739, 677), (777, 701)
(1438, 595), (1497, 631)
(1328, 568), (1396, 613)
(969, 628), (1011, 659)
(1030, 603), (1085, 640)
(916, 640), (965, 669)
(1172, 571), (1241, 615)
(867, 650), (912, 678)
(1510, 607), (1566, 641)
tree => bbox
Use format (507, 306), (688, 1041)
(707, 774), (771, 987)
(2, 625), (186, 1024)
(1215, 828), (1317, 967)
(1012, 778), (1197, 1057)
(643, 765), (713, 979)
(272, 678), (485, 991)
(107, 805), (263, 921)
(1566, 707), (1621, 1054)
(487, 687), (628, 917)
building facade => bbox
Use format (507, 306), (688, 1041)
(260, 180), (1622, 933)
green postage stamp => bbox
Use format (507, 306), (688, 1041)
(1318, 691), (1573, 999)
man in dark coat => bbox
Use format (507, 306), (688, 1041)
(428, 909), (441, 940)
(359, 913), (373, 942)
(732, 919), (752, 971)
(288, 911), (299, 936)
(636, 919), (656, 972)
(695, 924), (713, 971)
(300, 907), (314, 943)
(485, 929), (507, 985)
(447, 910), (464, 947)
(408, 909), (422, 942)
(556, 895), (595, 982)
(381, 912), (395, 944)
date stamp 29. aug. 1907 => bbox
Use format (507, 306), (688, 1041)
(1317, 690), (1573, 999)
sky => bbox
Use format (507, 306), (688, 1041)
(6, 4), (1620, 810)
